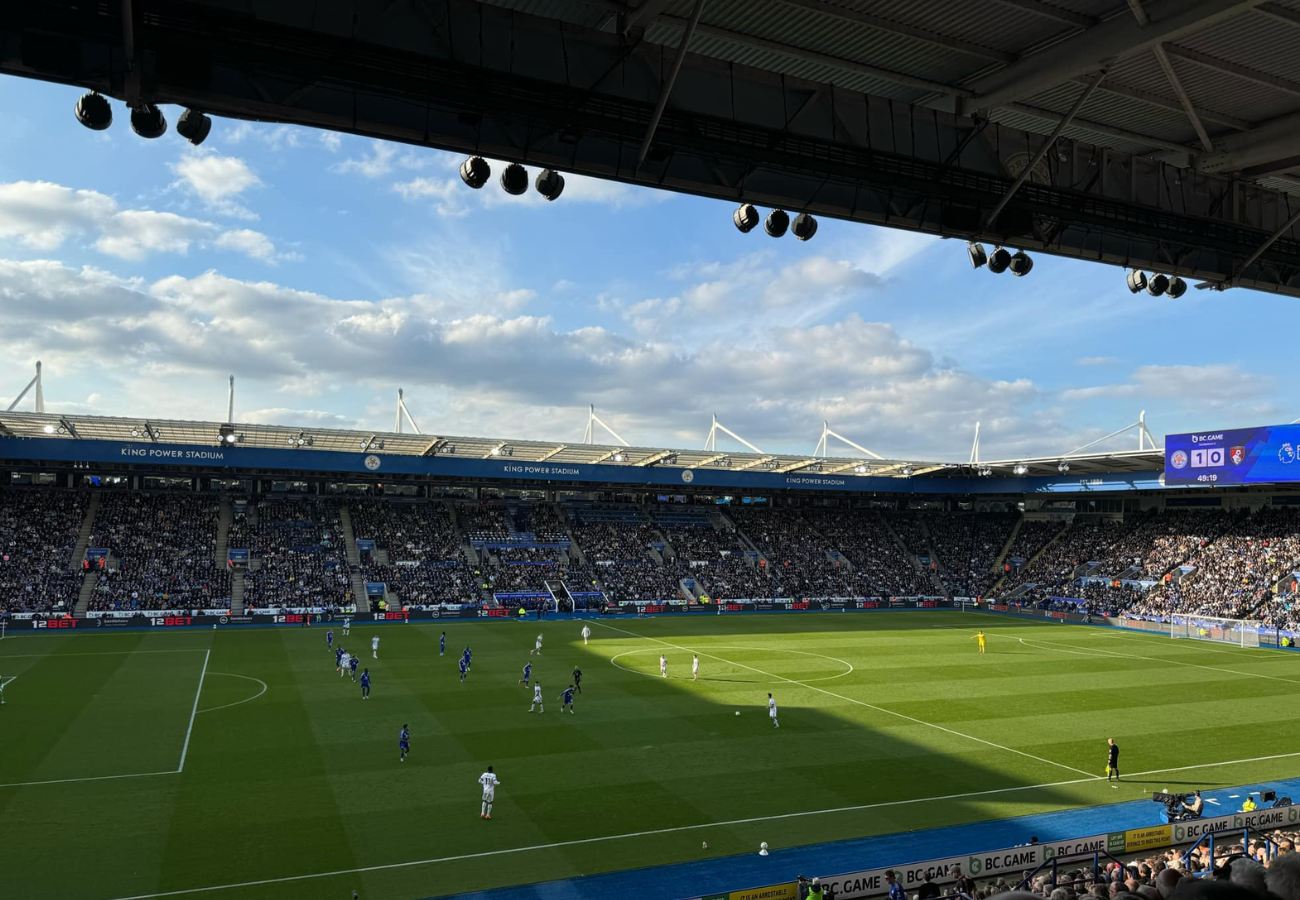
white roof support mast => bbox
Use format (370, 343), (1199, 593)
(1062, 410), (1160, 457)
(6, 361), (45, 413)
(704, 414), (762, 454)
(813, 421), (884, 460)
(582, 405), (629, 446)
(393, 389), (421, 435)
(226, 375), (234, 424)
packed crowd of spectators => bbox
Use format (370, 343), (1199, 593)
(998, 519), (1129, 596)
(234, 499), (350, 609)
(0, 489), (87, 613)
(350, 499), (464, 561)
(966, 839), (1300, 900)
(512, 504), (569, 541)
(569, 519), (659, 563)
(596, 561), (689, 603)
(87, 494), (230, 611)
(1093, 510), (1231, 579)
(801, 509), (932, 597)
(728, 507), (859, 598)
(1001, 519), (1066, 568)
(364, 561), (480, 607)
(661, 521), (738, 561)
(923, 513), (1017, 597)
(699, 554), (780, 600)
(458, 504), (512, 542)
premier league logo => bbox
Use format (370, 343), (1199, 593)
(1170, 450), (1189, 470)
(1229, 446), (1246, 465)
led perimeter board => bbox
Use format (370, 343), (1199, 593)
(1164, 425), (1300, 485)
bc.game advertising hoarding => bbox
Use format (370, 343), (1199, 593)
(1165, 424), (1300, 486)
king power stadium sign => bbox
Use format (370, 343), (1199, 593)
(686, 805), (1300, 900)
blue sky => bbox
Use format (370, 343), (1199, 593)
(0, 76), (1295, 462)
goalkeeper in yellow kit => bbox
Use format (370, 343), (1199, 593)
(971, 632), (987, 653)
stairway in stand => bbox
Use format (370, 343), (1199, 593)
(70, 494), (101, 617)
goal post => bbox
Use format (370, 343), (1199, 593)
(1171, 614), (1263, 648)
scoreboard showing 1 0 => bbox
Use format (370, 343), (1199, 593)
(1164, 424), (1300, 486)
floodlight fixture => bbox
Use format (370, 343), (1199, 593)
(535, 169), (565, 201)
(1126, 270), (1147, 294)
(900, 465), (913, 477)
(1146, 273), (1170, 296)
(74, 92), (112, 131)
(764, 209), (789, 238)
(500, 163), (529, 196)
(1008, 250), (1033, 277)
(43, 424), (55, 434)
(791, 213), (818, 241)
(460, 156), (490, 189)
(967, 242), (988, 269)
(733, 204), (760, 233)
(1166, 276), (1187, 299)
(130, 104), (167, 139)
(987, 247), (1012, 274)
(1058, 460), (1070, 473)
(176, 109), (212, 146)
(1013, 463), (1029, 476)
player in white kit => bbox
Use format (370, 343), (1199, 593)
(479, 766), (500, 819)
(581, 624), (591, 645)
(340, 650), (351, 677)
(529, 683), (544, 713)
(531, 634), (543, 656)
(692, 654), (699, 681)
(372, 635), (380, 658)
(660, 654), (667, 677)
(342, 616), (351, 636)
(768, 692), (779, 728)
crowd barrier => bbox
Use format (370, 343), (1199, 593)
(685, 805), (1300, 900)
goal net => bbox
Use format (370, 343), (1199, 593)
(1171, 614), (1262, 648)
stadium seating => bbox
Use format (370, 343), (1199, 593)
(87, 493), (230, 611)
(0, 489), (88, 613)
(2, 488), (1300, 635)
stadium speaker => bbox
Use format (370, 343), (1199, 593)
(764, 209), (790, 238)
(967, 242), (987, 269)
(500, 163), (529, 196)
(129, 104), (167, 139)
(74, 92), (112, 131)
(1146, 273), (1170, 296)
(1008, 250), (1033, 276)
(1126, 270), (1148, 293)
(1166, 276), (1187, 299)
(460, 156), (491, 189)
(176, 109), (212, 146)
(987, 247), (1011, 274)
(733, 204), (760, 233)
(791, 213), (818, 241)
(535, 169), (565, 201)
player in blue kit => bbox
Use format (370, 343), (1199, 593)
(440, 631), (446, 656)
(349, 655), (360, 681)
(519, 662), (532, 686)
(326, 630), (334, 649)
(335, 646), (344, 672)
(360, 669), (371, 699)
(459, 656), (469, 682)
(462, 647), (472, 671)
(399, 725), (410, 762)
(558, 685), (575, 714)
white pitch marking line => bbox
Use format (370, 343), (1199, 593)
(1013, 635), (1300, 687)
(0, 649), (210, 660)
(176, 648), (210, 773)
(195, 673), (267, 715)
(0, 769), (178, 791)
(593, 621), (1094, 778)
(96, 749), (1300, 900)
(609, 644), (855, 684)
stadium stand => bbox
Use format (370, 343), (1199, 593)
(87, 493), (230, 611)
(922, 513), (1017, 597)
(233, 498), (350, 610)
(0, 489), (87, 613)
(800, 508), (932, 597)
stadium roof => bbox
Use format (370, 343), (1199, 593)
(0, 411), (1165, 479)
(6, 0), (1300, 294)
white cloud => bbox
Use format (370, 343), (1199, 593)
(224, 123), (302, 150)
(332, 141), (398, 178)
(95, 210), (215, 261)
(319, 132), (342, 153)
(170, 152), (262, 218)
(215, 229), (297, 264)
(241, 407), (358, 428)
(1060, 364), (1270, 414)
(391, 177), (470, 216)
(1076, 356), (1118, 366)
(0, 181), (116, 250)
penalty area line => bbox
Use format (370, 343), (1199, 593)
(96, 749), (1300, 900)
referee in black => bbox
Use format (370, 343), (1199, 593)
(572, 665), (583, 694)
(1107, 738), (1120, 785)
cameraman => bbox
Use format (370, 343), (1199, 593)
(796, 876), (824, 900)
(1182, 790), (1204, 819)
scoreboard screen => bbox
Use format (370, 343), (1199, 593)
(1164, 424), (1300, 485)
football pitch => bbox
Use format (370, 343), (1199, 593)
(4, 611), (1300, 900)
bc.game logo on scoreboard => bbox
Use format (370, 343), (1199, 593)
(1165, 424), (1300, 486)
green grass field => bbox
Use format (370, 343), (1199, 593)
(4, 611), (1300, 900)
